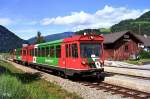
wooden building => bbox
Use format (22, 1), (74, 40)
(136, 35), (150, 51)
(104, 31), (143, 60)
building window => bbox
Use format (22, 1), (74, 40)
(125, 45), (128, 52)
(56, 45), (61, 58)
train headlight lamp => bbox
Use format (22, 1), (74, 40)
(90, 36), (94, 40)
(81, 61), (86, 65)
(100, 60), (103, 63)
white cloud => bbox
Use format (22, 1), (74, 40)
(0, 18), (12, 26)
(41, 11), (92, 26)
(40, 5), (149, 30)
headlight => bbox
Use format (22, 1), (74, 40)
(100, 60), (103, 63)
(81, 61), (86, 65)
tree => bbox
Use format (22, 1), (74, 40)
(35, 31), (45, 44)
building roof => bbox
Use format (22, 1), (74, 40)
(103, 31), (142, 44)
(136, 35), (150, 47)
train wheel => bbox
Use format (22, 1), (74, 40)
(25, 62), (29, 66)
(72, 73), (80, 80)
(97, 73), (105, 81)
(58, 71), (67, 79)
(61, 72), (68, 79)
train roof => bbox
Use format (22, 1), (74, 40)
(63, 34), (104, 42)
(37, 34), (104, 46)
(38, 39), (63, 46)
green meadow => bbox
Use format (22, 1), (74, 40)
(0, 60), (82, 99)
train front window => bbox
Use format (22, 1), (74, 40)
(80, 43), (102, 58)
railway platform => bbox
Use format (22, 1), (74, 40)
(104, 74), (150, 93)
(104, 60), (150, 93)
(104, 60), (150, 78)
(104, 60), (150, 70)
(104, 66), (150, 78)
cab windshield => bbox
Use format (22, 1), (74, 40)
(80, 43), (102, 58)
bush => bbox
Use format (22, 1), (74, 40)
(139, 51), (150, 59)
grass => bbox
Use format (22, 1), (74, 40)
(125, 58), (150, 65)
(0, 60), (82, 99)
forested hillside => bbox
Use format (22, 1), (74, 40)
(111, 11), (150, 35)
(0, 25), (27, 52)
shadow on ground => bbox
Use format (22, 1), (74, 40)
(68, 72), (116, 83)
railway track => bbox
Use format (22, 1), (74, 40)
(104, 72), (150, 80)
(107, 65), (150, 71)
(78, 81), (150, 99)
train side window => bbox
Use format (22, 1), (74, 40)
(34, 48), (37, 56)
(23, 50), (26, 56)
(38, 48), (41, 57)
(32, 49), (34, 56)
(25, 50), (26, 55)
(71, 44), (78, 58)
(30, 49), (32, 56)
(21, 50), (22, 55)
(46, 47), (49, 57)
(65, 44), (68, 57)
(19, 50), (21, 55)
(17, 50), (18, 55)
(16, 50), (18, 55)
(69, 44), (71, 57)
(33, 49), (35, 56)
(50, 46), (54, 57)
(19, 50), (20, 55)
(31, 49), (34, 56)
(42, 47), (45, 57)
(21, 50), (24, 56)
(56, 45), (61, 58)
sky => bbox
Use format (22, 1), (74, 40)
(0, 0), (150, 40)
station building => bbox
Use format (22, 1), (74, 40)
(103, 31), (150, 60)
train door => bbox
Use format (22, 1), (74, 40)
(59, 44), (66, 69)
(22, 47), (28, 62)
(28, 46), (34, 64)
(65, 43), (80, 70)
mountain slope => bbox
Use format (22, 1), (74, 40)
(0, 25), (27, 52)
(28, 32), (75, 44)
(111, 11), (150, 35)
